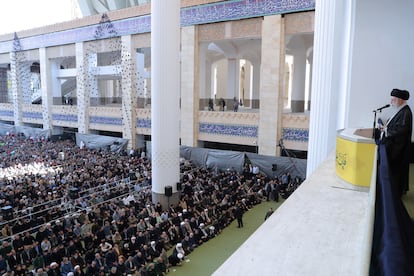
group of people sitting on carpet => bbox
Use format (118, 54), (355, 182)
(0, 133), (302, 275)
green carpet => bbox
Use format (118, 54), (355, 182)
(168, 199), (284, 276)
(164, 172), (414, 276)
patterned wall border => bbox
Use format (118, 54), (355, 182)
(22, 112), (43, 119)
(52, 114), (78, 122)
(137, 118), (151, 129)
(0, 110), (13, 117)
(3, 112), (308, 143)
(181, 0), (314, 26)
(0, 0), (315, 53)
(90, 116), (122, 125)
(199, 122), (258, 137)
(282, 127), (308, 142)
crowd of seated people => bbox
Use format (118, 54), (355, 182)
(0, 133), (302, 275)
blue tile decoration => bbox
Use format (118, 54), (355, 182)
(181, 0), (315, 26)
(90, 116), (122, 125)
(0, 110), (13, 117)
(22, 112), (43, 119)
(0, 0), (315, 53)
(282, 127), (308, 142)
(137, 118), (151, 129)
(0, 110), (13, 116)
(52, 114), (78, 122)
(199, 122), (258, 138)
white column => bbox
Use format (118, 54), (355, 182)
(198, 42), (207, 100)
(21, 63), (31, 104)
(227, 58), (240, 101)
(39, 48), (53, 132)
(307, 53), (313, 111)
(136, 52), (149, 107)
(76, 42), (90, 134)
(205, 59), (213, 102)
(151, 0), (181, 207)
(181, 25), (198, 146)
(307, 0), (351, 176)
(258, 15), (282, 156)
(88, 53), (98, 106)
(291, 50), (307, 113)
(10, 51), (23, 126)
(51, 63), (62, 105)
(121, 35), (137, 150)
(251, 60), (260, 108)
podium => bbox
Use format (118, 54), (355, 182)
(336, 128), (376, 187)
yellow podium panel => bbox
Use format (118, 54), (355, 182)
(336, 135), (376, 187)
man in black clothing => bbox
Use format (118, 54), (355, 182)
(376, 88), (413, 198)
(85, 261), (99, 276)
(233, 205), (244, 228)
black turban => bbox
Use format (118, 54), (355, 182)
(391, 88), (410, 100)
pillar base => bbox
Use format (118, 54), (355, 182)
(152, 191), (180, 211)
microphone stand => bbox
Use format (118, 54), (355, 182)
(372, 110), (377, 139)
(372, 108), (384, 139)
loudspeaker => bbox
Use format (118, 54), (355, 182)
(176, 182), (182, 191)
(129, 172), (137, 180)
(69, 187), (79, 199)
(165, 186), (172, 197)
(2, 205), (13, 220)
(272, 164), (277, 171)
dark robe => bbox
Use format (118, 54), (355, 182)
(377, 104), (412, 198)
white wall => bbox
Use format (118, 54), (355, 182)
(347, 0), (414, 133)
(307, 0), (414, 176)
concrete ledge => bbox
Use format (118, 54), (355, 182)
(214, 152), (375, 276)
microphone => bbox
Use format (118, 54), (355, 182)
(375, 104), (390, 112)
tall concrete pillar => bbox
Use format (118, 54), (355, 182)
(88, 52), (99, 106)
(258, 15), (282, 156)
(198, 42), (207, 100)
(307, 53), (313, 111)
(136, 52), (149, 108)
(39, 48), (53, 132)
(75, 42), (91, 134)
(205, 58), (213, 101)
(151, 0), (181, 209)
(291, 49), (307, 113)
(181, 25), (198, 147)
(121, 35), (137, 150)
(251, 60), (261, 108)
(227, 58), (240, 101)
(10, 51), (23, 126)
(21, 63), (31, 105)
(51, 63), (62, 105)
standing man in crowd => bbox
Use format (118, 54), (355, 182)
(234, 204), (244, 228)
(233, 97), (239, 112)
